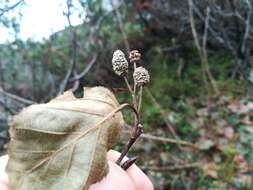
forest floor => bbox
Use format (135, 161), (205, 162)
(116, 85), (253, 190)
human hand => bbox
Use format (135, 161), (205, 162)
(0, 150), (153, 190)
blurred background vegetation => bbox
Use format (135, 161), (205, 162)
(1, 0), (253, 189)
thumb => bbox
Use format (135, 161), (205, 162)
(0, 155), (9, 190)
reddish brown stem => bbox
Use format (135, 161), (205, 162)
(116, 124), (143, 165)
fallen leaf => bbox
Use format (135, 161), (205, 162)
(228, 100), (253, 114)
(240, 115), (252, 125)
(6, 87), (125, 190)
(197, 139), (215, 150)
(196, 108), (208, 116)
(203, 162), (219, 179)
(234, 155), (249, 173)
(216, 137), (230, 152)
(224, 127), (234, 140)
(233, 174), (252, 188)
(228, 100), (241, 112)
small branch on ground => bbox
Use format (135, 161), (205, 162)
(123, 129), (200, 150)
(141, 162), (201, 172)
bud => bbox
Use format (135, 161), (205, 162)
(112, 50), (128, 76)
(133, 66), (150, 86)
(129, 50), (141, 63)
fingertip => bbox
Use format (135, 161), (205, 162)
(126, 165), (154, 190)
(107, 150), (154, 190)
(89, 161), (136, 190)
(0, 180), (9, 190)
(0, 155), (8, 181)
(0, 155), (9, 190)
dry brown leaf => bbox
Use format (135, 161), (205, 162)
(203, 162), (219, 179)
(223, 127), (234, 140)
(6, 87), (125, 190)
(197, 139), (215, 150)
(234, 155), (249, 173)
(228, 100), (253, 114)
(227, 100), (241, 112)
(240, 115), (252, 125)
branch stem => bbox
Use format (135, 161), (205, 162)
(0, 88), (35, 105)
(123, 129), (200, 149)
(116, 124), (143, 165)
(123, 76), (134, 95)
(137, 86), (143, 112)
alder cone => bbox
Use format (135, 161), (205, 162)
(6, 87), (124, 190)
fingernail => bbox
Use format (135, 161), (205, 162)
(121, 156), (138, 170)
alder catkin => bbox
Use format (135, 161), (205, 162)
(129, 50), (141, 63)
(112, 50), (128, 76)
(133, 66), (150, 86)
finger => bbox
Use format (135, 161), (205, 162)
(89, 161), (136, 190)
(0, 151), (154, 190)
(107, 150), (154, 190)
(0, 155), (9, 190)
(3, 154), (134, 190)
